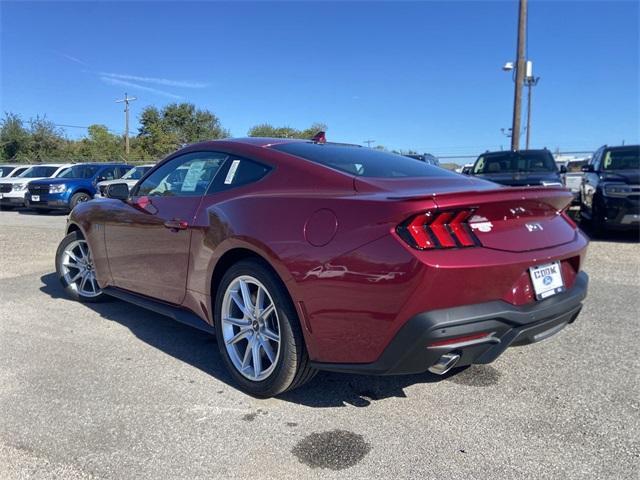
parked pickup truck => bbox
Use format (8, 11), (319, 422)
(26, 163), (132, 212)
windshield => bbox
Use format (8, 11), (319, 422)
(602, 147), (640, 170)
(473, 151), (557, 174)
(58, 165), (101, 179)
(19, 166), (59, 178)
(271, 142), (455, 178)
(567, 160), (587, 173)
(122, 166), (152, 180)
(0, 166), (16, 177)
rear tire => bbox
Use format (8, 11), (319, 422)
(55, 231), (108, 303)
(214, 259), (316, 397)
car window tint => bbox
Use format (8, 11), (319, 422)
(136, 152), (228, 197)
(271, 142), (453, 178)
(473, 151), (556, 174)
(210, 158), (271, 192)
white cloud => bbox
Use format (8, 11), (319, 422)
(100, 76), (183, 100)
(100, 72), (208, 89)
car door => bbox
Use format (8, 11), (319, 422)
(104, 151), (228, 304)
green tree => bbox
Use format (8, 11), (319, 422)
(136, 103), (229, 158)
(22, 116), (68, 162)
(75, 125), (124, 161)
(0, 113), (29, 161)
(248, 122), (327, 139)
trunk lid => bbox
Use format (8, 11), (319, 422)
(355, 177), (576, 253)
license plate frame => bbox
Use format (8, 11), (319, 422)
(31, 195), (40, 202)
(529, 261), (565, 300)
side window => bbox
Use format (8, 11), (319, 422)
(117, 166), (132, 178)
(99, 167), (118, 181)
(210, 157), (271, 193)
(135, 152), (228, 197)
(591, 148), (603, 170)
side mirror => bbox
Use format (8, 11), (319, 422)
(560, 165), (567, 174)
(106, 183), (129, 200)
(581, 164), (594, 173)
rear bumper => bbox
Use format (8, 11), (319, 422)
(311, 271), (588, 375)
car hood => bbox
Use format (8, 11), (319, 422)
(0, 176), (47, 184)
(473, 172), (562, 187)
(30, 177), (90, 185)
(599, 169), (640, 184)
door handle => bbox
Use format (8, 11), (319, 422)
(164, 219), (189, 231)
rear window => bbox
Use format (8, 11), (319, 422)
(602, 147), (639, 170)
(473, 151), (557, 174)
(271, 142), (451, 178)
(566, 160), (587, 173)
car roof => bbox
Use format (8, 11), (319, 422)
(604, 145), (639, 151)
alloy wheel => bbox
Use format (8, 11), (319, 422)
(221, 275), (281, 381)
(60, 239), (101, 298)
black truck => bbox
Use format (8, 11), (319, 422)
(580, 145), (639, 232)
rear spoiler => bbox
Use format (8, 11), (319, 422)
(388, 186), (573, 211)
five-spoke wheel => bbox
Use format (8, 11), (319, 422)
(55, 231), (106, 302)
(215, 259), (316, 397)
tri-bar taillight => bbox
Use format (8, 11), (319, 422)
(396, 210), (481, 250)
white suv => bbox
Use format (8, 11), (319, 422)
(0, 164), (72, 209)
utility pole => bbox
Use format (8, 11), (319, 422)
(115, 93), (137, 156)
(510, 0), (527, 151)
(524, 74), (540, 149)
(363, 139), (375, 148)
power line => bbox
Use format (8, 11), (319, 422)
(363, 139), (375, 148)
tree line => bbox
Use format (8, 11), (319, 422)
(0, 104), (328, 163)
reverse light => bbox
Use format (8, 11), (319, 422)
(49, 184), (67, 194)
(397, 210), (481, 250)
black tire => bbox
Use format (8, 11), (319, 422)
(55, 231), (109, 303)
(214, 259), (316, 397)
(70, 192), (91, 210)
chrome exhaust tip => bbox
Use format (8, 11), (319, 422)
(428, 353), (460, 375)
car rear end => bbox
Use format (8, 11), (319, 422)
(269, 142), (589, 376)
(312, 184), (588, 376)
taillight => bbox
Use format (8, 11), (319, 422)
(396, 210), (481, 250)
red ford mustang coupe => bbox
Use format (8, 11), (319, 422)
(56, 136), (589, 397)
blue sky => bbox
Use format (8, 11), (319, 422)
(1, 1), (638, 159)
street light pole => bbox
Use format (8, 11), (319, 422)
(524, 75), (540, 149)
(115, 93), (137, 157)
(510, 0), (527, 151)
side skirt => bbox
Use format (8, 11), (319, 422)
(103, 287), (216, 335)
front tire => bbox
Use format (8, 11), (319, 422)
(55, 231), (108, 302)
(70, 192), (91, 210)
(214, 259), (316, 397)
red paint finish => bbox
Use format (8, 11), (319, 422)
(68, 137), (589, 366)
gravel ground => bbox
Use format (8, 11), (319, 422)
(0, 210), (638, 479)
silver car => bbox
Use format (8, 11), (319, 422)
(95, 164), (154, 198)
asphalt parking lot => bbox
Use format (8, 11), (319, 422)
(0, 210), (638, 479)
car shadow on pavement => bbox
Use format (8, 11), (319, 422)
(39, 272), (489, 407)
(17, 208), (67, 216)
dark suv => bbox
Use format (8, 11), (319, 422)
(580, 145), (639, 232)
(470, 149), (565, 187)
